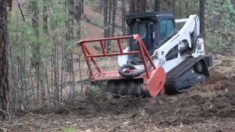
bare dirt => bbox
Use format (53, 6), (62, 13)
(2, 54), (235, 132)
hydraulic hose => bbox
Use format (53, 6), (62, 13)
(118, 64), (146, 78)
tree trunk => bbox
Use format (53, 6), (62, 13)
(30, 1), (41, 106)
(103, 0), (108, 38)
(199, 0), (205, 37)
(75, 0), (83, 39)
(43, 0), (48, 34)
(107, 0), (112, 38)
(154, 0), (161, 11)
(138, 0), (147, 12)
(129, 0), (135, 13)
(129, 0), (147, 13)
(111, 0), (117, 36)
(163, 0), (172, 11)
(103, 0), (112, 37)
(172, 0), (176, 15)
(65, 0), (74, 73)
(66, 0), (74, 41)
(66, 0), (75, 102)
(99, 0), (104, 13)
(41, 0), (48, 106)
(121, 0), (126, 35)
(103, 0), (117, 50)
(0, 0), (10, 121)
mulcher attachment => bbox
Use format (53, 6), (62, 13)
(79, 34), (166, 98)
(104, 66), (166, 97)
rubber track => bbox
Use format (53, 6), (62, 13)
(166, 56), (208, 94)
(167, 56), (204, 79)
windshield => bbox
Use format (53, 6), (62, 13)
(131, 21), (147, 39)
(132, 22), (147, 38)
(128, 19), (156, 64)
(159, 19), (175, 44)
(129, 19), (157, 55)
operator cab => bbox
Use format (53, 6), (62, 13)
(126, 12), (176, 64)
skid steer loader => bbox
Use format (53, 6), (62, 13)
(78, 12), (212, 97)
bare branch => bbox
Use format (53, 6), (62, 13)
(16, 0), (26, 21)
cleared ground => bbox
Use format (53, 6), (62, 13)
(3, 54), (235, 132)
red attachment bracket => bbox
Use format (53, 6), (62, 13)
(78, 34), (157, 81)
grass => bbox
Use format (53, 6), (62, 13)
(62, 127), (78, 132)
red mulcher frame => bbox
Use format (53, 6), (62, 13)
(78, 34), (166, 97)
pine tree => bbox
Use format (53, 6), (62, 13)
(200, 0), (205, 37)
(30, 0), (41, 106)
(0, 0), (11, 120)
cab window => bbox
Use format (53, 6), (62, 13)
(159, 19), (175, 43)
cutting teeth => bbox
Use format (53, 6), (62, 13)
(104, 80), (145, 97)
(118, 81), (127, 96)
(127, 81), (136, 96)
(105, 81), (117, 95)
(110, 81), (117, 94)
(130, 81), (140, 97)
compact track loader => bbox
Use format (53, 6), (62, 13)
(78, 12), (212, 97)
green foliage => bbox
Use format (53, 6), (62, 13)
(8, 0), (82, 109)
(175, 0), (199, 18)
(206, 0), (235, 52)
